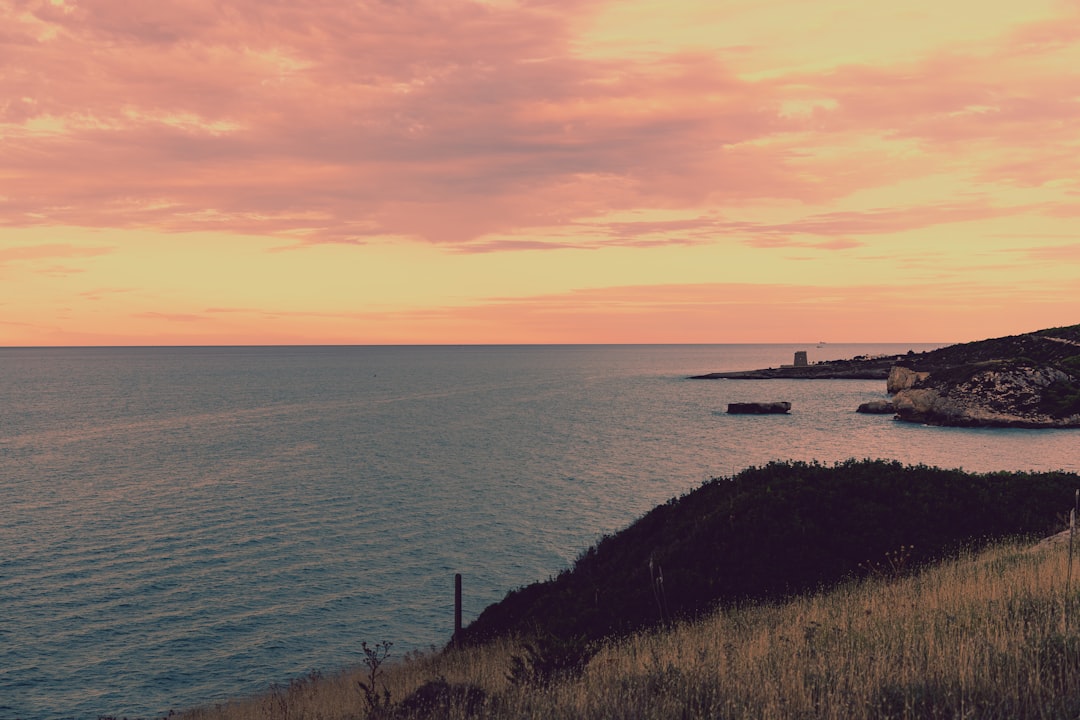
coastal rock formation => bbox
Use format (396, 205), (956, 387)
(689, 325), (1080, 428)
(727, 401), (791, 414)
(886, 366), (930, 394)
(892, 365), (1080, 427)
(856, 400), (895, 414)
(889, 325), (1080, 428)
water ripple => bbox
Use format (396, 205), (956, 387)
(1, 344), (1075, 719)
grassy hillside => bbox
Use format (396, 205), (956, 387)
(459, 460), (1079, 645)
(165, 461), (1080, 720)
(178, 535), (1080, 720)
(900, 323), (1080, 372)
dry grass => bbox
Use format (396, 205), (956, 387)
(179, 538), (1080, 720)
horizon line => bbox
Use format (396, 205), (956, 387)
(0, 340), (953, 350)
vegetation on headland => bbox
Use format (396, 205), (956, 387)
(897, 324), (1080, 376)
(166, 460), (1080, 720)
(460, 460), (1079, 645)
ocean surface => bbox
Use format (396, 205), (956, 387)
(2, 344), (1078, 719)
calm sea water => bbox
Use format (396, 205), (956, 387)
(2, 344), (1077, 719)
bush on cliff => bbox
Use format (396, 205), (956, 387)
(457, 459), (1079, 646)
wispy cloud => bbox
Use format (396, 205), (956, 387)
(1013, 243), (1080, 261)
(79, 287), (133, 301)
(5, 0), (1075, 251)
(133, 310), (208, 323)
(354, 280), (1080, 343)
(2, 0), (1078, 345)
(0, 243), (113, 264)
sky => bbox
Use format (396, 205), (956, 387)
(2, 0), (1079, 346)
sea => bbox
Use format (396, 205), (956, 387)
(1, 344), (1077, 720)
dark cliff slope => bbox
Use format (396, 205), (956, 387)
(899, 324), (1080, 374)
(457, 460), (1079, 647)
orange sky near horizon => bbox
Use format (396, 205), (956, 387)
(2, 0), (1079, 345)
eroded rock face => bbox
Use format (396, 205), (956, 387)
(882, 325), (1080, 428)
(892, 365), (1080, 428)
(886, 366), (930, 394)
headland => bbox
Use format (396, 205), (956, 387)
(690, 324), (1080, 428)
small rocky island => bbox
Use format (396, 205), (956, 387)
(693, 324), (1080, 428)
(727, 401), (792, 414)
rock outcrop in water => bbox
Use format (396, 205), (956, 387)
(888, 324), (1080, 428)
(727, 401), (791, 414)
(856, 400), (895, 414)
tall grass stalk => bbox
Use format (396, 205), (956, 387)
(1066, 489), (1078, 633)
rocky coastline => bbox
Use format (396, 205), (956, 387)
(690, 324), (1080, 428)
(887, 327), (1080, 428)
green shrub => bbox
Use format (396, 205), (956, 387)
(507, 633), (596, 687)
(1040, 379), (1080, 416)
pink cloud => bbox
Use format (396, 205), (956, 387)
(759, 202), (1020, 236)
(1015, 243), (1080, 261)
(741, 234), (865, 251)
(0, 243), (111, 260)
(11, 276), (1076, 346)
(815, 237), (863, 250)
(0, 244), (114, 269)
(1002, 14), (1080, 55)
(732, 202), (1020, 249)
(0, 1), (817, 246)
(2, 0), (1078, 250)
(133, 310), (211, 322)
(355, 280), (1080, 344)
(36, 264), (89, 277)
(78, 287), (133, 301)
(737, 236), (866, 252)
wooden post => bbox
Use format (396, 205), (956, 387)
(454, 573), (462, 645)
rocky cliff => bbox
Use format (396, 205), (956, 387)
(889, 325), (1080, 428)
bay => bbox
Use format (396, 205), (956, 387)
(1, 344), (1075, 719)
